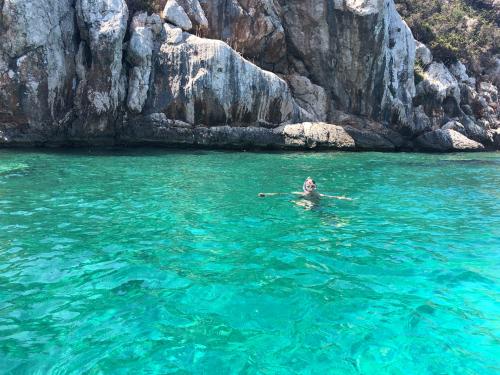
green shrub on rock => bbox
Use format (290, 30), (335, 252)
(395, 0), (499, 75)
(126, 0), (166, 14)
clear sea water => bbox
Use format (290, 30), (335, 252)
(0, 149), (499, 374)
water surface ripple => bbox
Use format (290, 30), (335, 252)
(0, 150), (499, 374)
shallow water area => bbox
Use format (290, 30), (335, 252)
(0, 149), (499, 374)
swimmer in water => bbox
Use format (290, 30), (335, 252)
(258, 177), (352, 200)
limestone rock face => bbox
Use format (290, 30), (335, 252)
(199, 0), (285, 69)
(74, 0), (129, 138)
(416, 129), (485, 152)
(126, 13), (161, 113)
(414, 54), (498, 147)
(0, 0), (77, 144)
(414, 60), (464, 129)
(0, 0), (497, 150)
(200, 0), (416, 131)
(413, 105), (432, 135)
(286, 75), (328, 122)
(145, 32), (302, 127)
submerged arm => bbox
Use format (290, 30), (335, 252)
(258, 192), (304, 197)
(319, 194), (353, 201)
(258, 192), (286, 197)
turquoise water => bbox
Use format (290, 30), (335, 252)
(0, 149), (499, 374)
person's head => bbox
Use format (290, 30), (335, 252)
(303, 177), (317, 193)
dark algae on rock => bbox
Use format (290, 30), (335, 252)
(0, 0), (498, 151)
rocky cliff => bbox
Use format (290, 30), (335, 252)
(0, 0), (498, 151)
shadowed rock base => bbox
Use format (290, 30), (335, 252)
(2, 116), (492, 152)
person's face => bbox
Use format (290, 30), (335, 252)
(304, 179), (317, 192)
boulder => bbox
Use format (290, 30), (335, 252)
(330, 110), (406, 148)
(478, 82), (498, 102)
(416, 129), (485, 152)
(177, 0), (208, 29)
(461, 116), (493, 145)
(342, 126), (396, 150)
(449, 61), (475, 86)
(163, 23), (185, 45)
(415, 41), (433, 66)
(276, 122), (356, 150)
(417, 62), (460, 104)
(162, 0), (193, 31)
